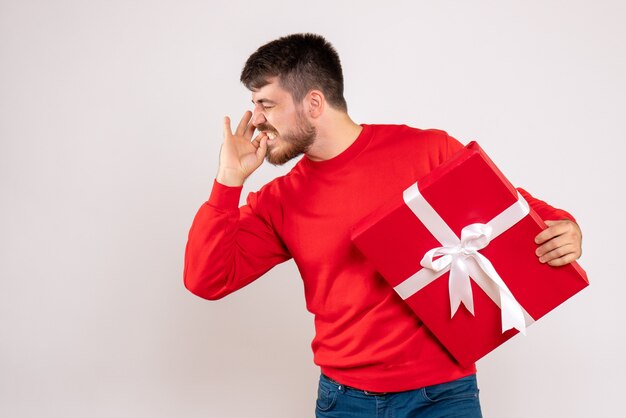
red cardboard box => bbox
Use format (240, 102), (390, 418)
(351, 141), (588, 367)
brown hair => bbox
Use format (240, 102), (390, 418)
(240, 33), (348, 111)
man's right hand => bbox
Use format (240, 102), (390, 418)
(216, 111), (268, 187)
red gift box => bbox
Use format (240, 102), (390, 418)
(351, 141), (589, 367)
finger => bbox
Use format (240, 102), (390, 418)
(223, 116), (233, 137)
(543, 219), (578, 236)
(538, 243), (577, 263)
(547, 252), (579, 267)
(235, 111), (253, 136)
(536, 235), (571, 257)
(255, 134), (268, 160)
(534, 222), (568, 245)
(244, 118), (256, 140)
(535, 227), (557, 245)
(250, 132), (263, 149)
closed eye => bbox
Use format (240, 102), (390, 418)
(252, 99), (276, 111)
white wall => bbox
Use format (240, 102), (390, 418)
(1, 1), (624, 417)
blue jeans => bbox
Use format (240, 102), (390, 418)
(315, 374), (482, 418)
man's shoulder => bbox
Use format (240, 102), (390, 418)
(367, 123), (450, 139)
(366, 124), (455, 149)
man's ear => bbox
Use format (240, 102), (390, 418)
(305, 90), (325, 118)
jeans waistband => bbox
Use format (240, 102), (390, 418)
(321, 374), (389, 396)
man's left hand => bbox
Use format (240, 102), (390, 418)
(534, 220), (582, 267)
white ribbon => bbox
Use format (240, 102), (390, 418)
(395, 183), (534, 334)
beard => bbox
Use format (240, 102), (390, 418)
(257, 112), (316, 166)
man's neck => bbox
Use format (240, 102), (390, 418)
(305, 112), (363, 162)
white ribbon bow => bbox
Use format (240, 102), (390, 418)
(395, 183), (534, 334)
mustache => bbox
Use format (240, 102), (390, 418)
(256, 123), (278, 134)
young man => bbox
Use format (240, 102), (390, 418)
(184, 33), (582, 418)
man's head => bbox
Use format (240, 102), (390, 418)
(240, 34), (347, 165)
(240, 33), (347, 112)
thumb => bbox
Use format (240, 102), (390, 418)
(256, 135), (268, 161)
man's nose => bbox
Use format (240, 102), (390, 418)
(251, 109), (267, 127)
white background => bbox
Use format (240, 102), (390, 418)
(1, 1), (624, 417)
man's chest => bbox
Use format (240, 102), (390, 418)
(277, 171), (407, 268)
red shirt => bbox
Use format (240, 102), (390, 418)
(184, 124), (574, 392)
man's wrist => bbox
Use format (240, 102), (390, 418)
(216, 167), (246, 187)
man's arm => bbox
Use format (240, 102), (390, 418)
(183, 112), (289, 300)
(183, 184), (291, 300)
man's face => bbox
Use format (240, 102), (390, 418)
(251, 80), (317, 165)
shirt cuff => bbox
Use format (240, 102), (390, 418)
(207, 179), (243, 210)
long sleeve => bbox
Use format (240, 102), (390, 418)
(517, 187), (576, 222)
(183, 180), (291, 300)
